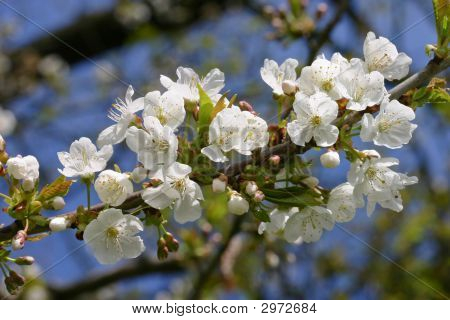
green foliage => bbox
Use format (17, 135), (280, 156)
(410, 78), (450, 120)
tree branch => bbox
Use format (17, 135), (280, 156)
(188, 215), (245, 299)
(389, 56), (450, 100)
(48, 257), (185, 299)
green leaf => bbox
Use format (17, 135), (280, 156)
(37, 176), (72, 201)
(253, 208), (271, 223)
(197, 84), (214, 138)
(261, 186), (323, 208)
(432, 0), (450, 55)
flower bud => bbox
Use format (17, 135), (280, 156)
(254, 190), (265, 202)
(227, 193), (249, 215)
(0, 134), (5, 152)
(269, 155), (281, 166)
(5, 271), (25, 295)
(15, 256), (35, 266)
(12, 230), (27, 250)
(238, 101), (255, 113)
(320, 150), (340, 168)
(316, 3), (328, 19)
(22, 178), (35, 192)
(245, 181), (258, 196)
(281, 80), (298, 96)
(163, 232), (179, 252)
(131, 166), (147, 183)
(52, 196), (66, 210)
(302, 176), (319, 189)
(0, 151), (8, 164)
(49, 216), (68, 232)
(212, 174), (227, 193)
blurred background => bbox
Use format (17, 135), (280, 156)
(0, 0), (449, 299)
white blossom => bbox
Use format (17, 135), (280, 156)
(84, 208), (145, 264)
(347, 151), (418, 215)
(241, 111), (269, 153)
(49, 217), (68, 232)
(363, 31), (412, 81)
(360, 99), (417, 149)
(201, 106), (248, 162)
(126, 116), (178, 172)
(338, 59), (386, 111)
(327, 183), (363, 222)
(258, 207), (298, 237)
(57, 137), (113, 178)
(297, 53), (349, 100)
(366, 173), (418, 216)
(260, 58), (299, 96)
(287, 92), (339, 147)
(284, 206), (334, 243)
(94, 170), (133, 206)
(0, 105), (16, 136)
(160, 67), (224, 105)
(142, 162), (203, 224)
(320, 150), (340, 168)
(97, 85), (144, 147)
(6, 155), (40, 189)
(227, 192), (249, 215)
(143, 90), (185, 130)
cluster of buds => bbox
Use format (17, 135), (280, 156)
(263, 0), (329, 40)
(157, 232), (179, 260)
(245, 181), (265, 202)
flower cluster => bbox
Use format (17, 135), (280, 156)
(0, 31), (424, 273)
(259, 31), (417, 243)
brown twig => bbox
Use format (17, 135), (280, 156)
(48, 257), (185, 299)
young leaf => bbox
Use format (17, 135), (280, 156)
(197, 84), (214, 137)
(37, 176), (72, 201)
(210, 92), (229, 120)
(253, 208), (271, 223)
(433, 0), (450, 57)
(261, 186), (323, 208)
